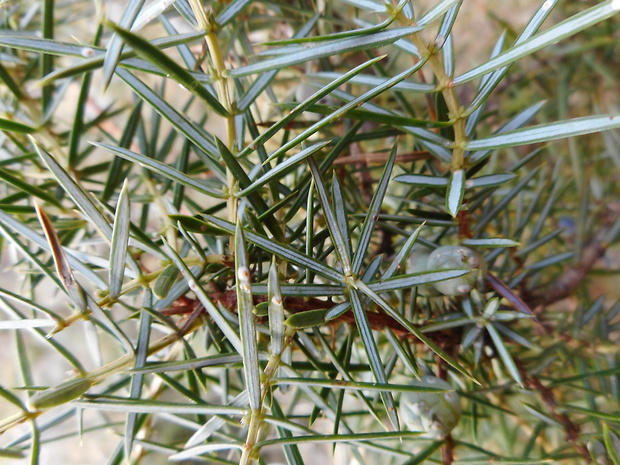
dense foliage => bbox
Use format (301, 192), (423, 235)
(0, 1), (620, 464)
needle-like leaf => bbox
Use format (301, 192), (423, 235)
(263, 58), (428, 165)
(237, 141), (330, 197)
(308, 156), (352, 274)
(268, 259), (285, 356)
(446, 169), (465, 217)
(114, 68), (224, 179)
(203, 214), (344, 282)
(454, 1), (620, 85)
(237, 55), (384, 158)
(0, 117), (37, 134)
(234, 221), (262, 411)
(109, 180), (131, 299)
(107, 23), (228, 116)
(102, 0), (147, 90)
(31, 138), (113, 241)
(465, 114), (620, 151)
(485, 322), (523, 387)
(355, 280), (478, 383)
(349, 289), (399, 429)
(352, 144), (397, 274)
(93, 142), (226, 198)
(229, 27), (422, 78)
(34, 202), (86, 313)
(162, 238), (243, 354)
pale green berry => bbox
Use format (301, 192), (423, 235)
(401, 376), (462, 437)
(427, 245), (487, 296)
(408, 246), (440, 296)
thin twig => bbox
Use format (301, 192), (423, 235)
(517, 360), (591, 462)
(525, 205), (620, 308)
(160, 291), (460, 345)
(441, 434), (455, 465)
